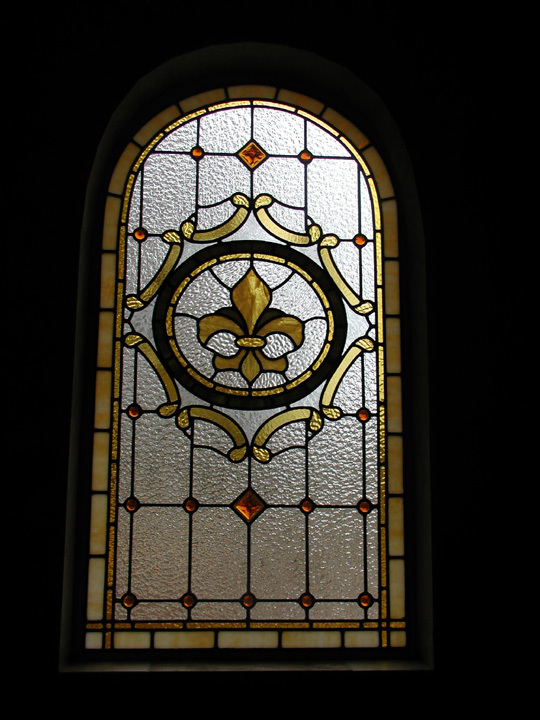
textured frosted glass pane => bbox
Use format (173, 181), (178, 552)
(142, 155), (196, 233)
(253, 157), (304, 206)
(250, 602), (305, 621)
(176, 264), (231, 316)
(131, 602), (187, 621)
(331, 241), (360, 295)
(135, 355), (168, 408)
(366, 509), (379, 599)
(115, 510), (130, 598)
(309, 418), (364, 503)
(199, 107), (252, 152)
(271, 273), (324, 321)
(192, 508), (246, 597)
(155, 121), (197, 152)
(192, 602), (246, 620)
(360, 174), (374, 239)
(252, 448), (306, 503)
(197, 201), (236, 230)
(251, 509), (305, 597)
(198, 155), (250, 204)
(131, 507), (189, 597)
(365, 419), (379, 500)
(139, 236), (169, 288)
(263, 203), (306, 233)
(212, 259), (251, 287)
(307, 159), (359, 236)
(361, 242), (376, 301)
(125, 236), (139, 295)
(307, 120), (351, 156)
(134, 416), (190, 503)
(253, 107), (304, 154)
(128, 173), (142, 233)
(310, 602), (363, 620)
(309, 509), (364, 598)
(192, 448), (248, 503)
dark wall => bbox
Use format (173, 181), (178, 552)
(12, 3), (507, 697)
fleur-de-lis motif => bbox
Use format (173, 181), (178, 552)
(198, 269), (304, 384)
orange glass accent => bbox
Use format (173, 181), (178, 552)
(128, 404), (141, 418)
(300, 593), (314, 608)
(359, 593), (372, 608)
(242, 593), (255, 608)
(299, 150), (312, 162)
(233, 489), (265, 523)
(182, 594), (196, 608)
(301, 498), (314, 513)
(122, 593), (136, 608)
(126, 497), (139, 512)
(358, 499), (372, 514)
(357, 408), (370, 422)
(184, 498), (198, 513)
(354, 234), (367, 246)
(238, 140), (267, 169)
(191, 146), (204, 158)
(134, 227), (147, 241)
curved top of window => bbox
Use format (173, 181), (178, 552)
(62, 45), (431, 672)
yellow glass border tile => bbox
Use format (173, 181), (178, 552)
(97, 311), (114, 367)
(344, 630), (380, 648)
(99, 253), (117, 309)
(384, 260), (400, 316)
(387, 376), (403, 434)
(92, 432), (110, 491)
(94, 370), (112, 430)
(386, 317), (402, 374)
(217, 630), (279, 649)
(85, 632), (103, 650)
(282, 630), (341, 649)
(102, 196), (121, 251)
(389, 559), (406, 620)
(362, 146), (395, 199)
(113, 631), (152, 649)
(108, 143), (140, 195)
(180, 89), (227, 113)
(388, 435), (404, 495)
(322, 107), (370, 149)
(133, 106), (181, 146)
(154, 631), (215, 649)
(388, 497), (405, 557)
(277, 89), (324, 115)
(228, 84), (277, 99)
(89, 494), (108, 555)
(86, 557), (106, 622)
(382, 199), (399, 257)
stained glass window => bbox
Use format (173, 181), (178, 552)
(74, 85), (409, 660)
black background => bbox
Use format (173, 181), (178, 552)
(10, 2), (514, 702)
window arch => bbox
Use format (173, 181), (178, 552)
(61, 46), (431, 671)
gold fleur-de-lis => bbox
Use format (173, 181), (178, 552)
(198, 269), (304, 384)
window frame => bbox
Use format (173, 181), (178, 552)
(60, 44), (432, 672)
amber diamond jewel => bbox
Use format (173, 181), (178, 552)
(233, 488), (265, 523)
(238, 140), (267, 169)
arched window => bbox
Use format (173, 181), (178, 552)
(61, 46), (431, 670)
